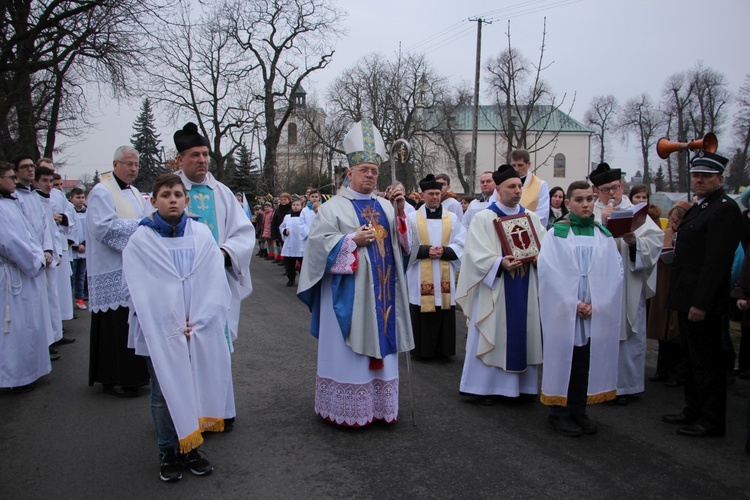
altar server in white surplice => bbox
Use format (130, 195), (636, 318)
(0, 163), (51, 392)
(456, 165), (546, 401)
(539, 181), (623, 436)
(405, 174), (465, 360)
(174, 122), (255, 431)
(124, 174), (231, 480)
(33, 167), (65, 346)
(297, 118), (414, 427)
(87, 146), (150, 397)
(12, 156), (55, 350)
(590, 163), (662, 405)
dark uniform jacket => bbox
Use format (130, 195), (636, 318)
(668, 187), (743, 314)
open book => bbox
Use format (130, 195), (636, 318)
(605, 202), (648, 238)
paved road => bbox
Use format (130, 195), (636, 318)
(2, 257), (749, 499)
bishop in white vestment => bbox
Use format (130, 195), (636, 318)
(298, 119), (414, 426)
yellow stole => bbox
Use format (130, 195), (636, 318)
(100, 172), (143, 219)
(520, 173), (542, 212)
(417, 210), (452, 313)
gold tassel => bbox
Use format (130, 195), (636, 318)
(540, 394), (568, 406)
(586, 390), (617, 404)
(199, 417), (225, 433)
(179, 428), (204, 454)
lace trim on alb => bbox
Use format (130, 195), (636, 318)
(88, 270), (128, 313)
(315, 376), (398, 426)
(330, 235), (357, 274)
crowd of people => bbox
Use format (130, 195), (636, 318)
(2, 117), (749, 484)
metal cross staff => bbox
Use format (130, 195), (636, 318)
(389, 138), (417, 426)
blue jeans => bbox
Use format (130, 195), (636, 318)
(145, 358), (179, 455)
(70, 258), (86, 299)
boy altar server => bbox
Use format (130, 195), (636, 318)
(456, 165), (546, 401)
(123, 174), (232, 482)
(280, 198), (308, 287)
(405, 174), (466, 359)
(590, 163), (662, 405)
(538, 181), (623, 436)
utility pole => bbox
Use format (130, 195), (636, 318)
(469, 17), (491, 195)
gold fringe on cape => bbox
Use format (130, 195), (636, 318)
(540, 389), (617, 407)
(200, 416), (225, 433)
(178, 428), (204, 454)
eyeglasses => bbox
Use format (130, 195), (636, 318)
(17, 163), (35, 169)
(0, 174), (18, 180)
(598, 184), (622, 194)
(353, 166), (379, 176)
(115, 160), (139, 168)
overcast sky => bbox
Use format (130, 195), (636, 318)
(59, 0), (750, 181)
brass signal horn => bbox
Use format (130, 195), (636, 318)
(656, 132), (718, 159)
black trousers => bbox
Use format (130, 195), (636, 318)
(284, 256), (302, 281)
(550, 341), (590, 418)
(678, 312), (726, 432)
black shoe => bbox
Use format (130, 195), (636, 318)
(286, 280), (296, 287)
(49, 347), (58, 354)
(159, 452), (182, 482)
(648, 373), (668, 382)
(614, 395), (630, 406)
(662, 412), (695, 425)
(3, 384), (34, 394)
(181, 449), (213, 476)
(479, 397), (495, 406)
(223, 417), (234, 433)
(676, 423), (725, 437)
(664, 380), (683, 388)
(103, 384), (139, 398)
(53, 337), (76, 346)
(548, 416), (583, 437)
(50, 352), (61, 361)
(739, 370), (750, 380)
(571, 414), (598, 435)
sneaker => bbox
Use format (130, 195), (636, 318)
(181, 449), (213, 476)
(75, 299), (87, 310)
(159, 452), (182, 482)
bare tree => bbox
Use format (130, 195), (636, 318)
(662, 71), (693, 191)
(725, 75), (750, 191)
(688, 63), (730, 137)
(485, 18), (575, 166)
(325, 52), (448, 189)
(0, 0), (167, 160)
(144, 5), (258, 181)
(229, 0), (344, 193)
(584, 95), (619, 164)
(619, 93), (663, 183)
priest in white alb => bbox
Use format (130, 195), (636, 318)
(297, 118), (414, 426)
(590, 163), (662, 405)
(405, 174), (465, 360)
(456, 164), (546, 401)
(87, 146), (150, 397)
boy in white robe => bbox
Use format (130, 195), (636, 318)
(280, 198), (308, 287)
(538, 181), (623, 436)
(123, 174), (232, 482)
